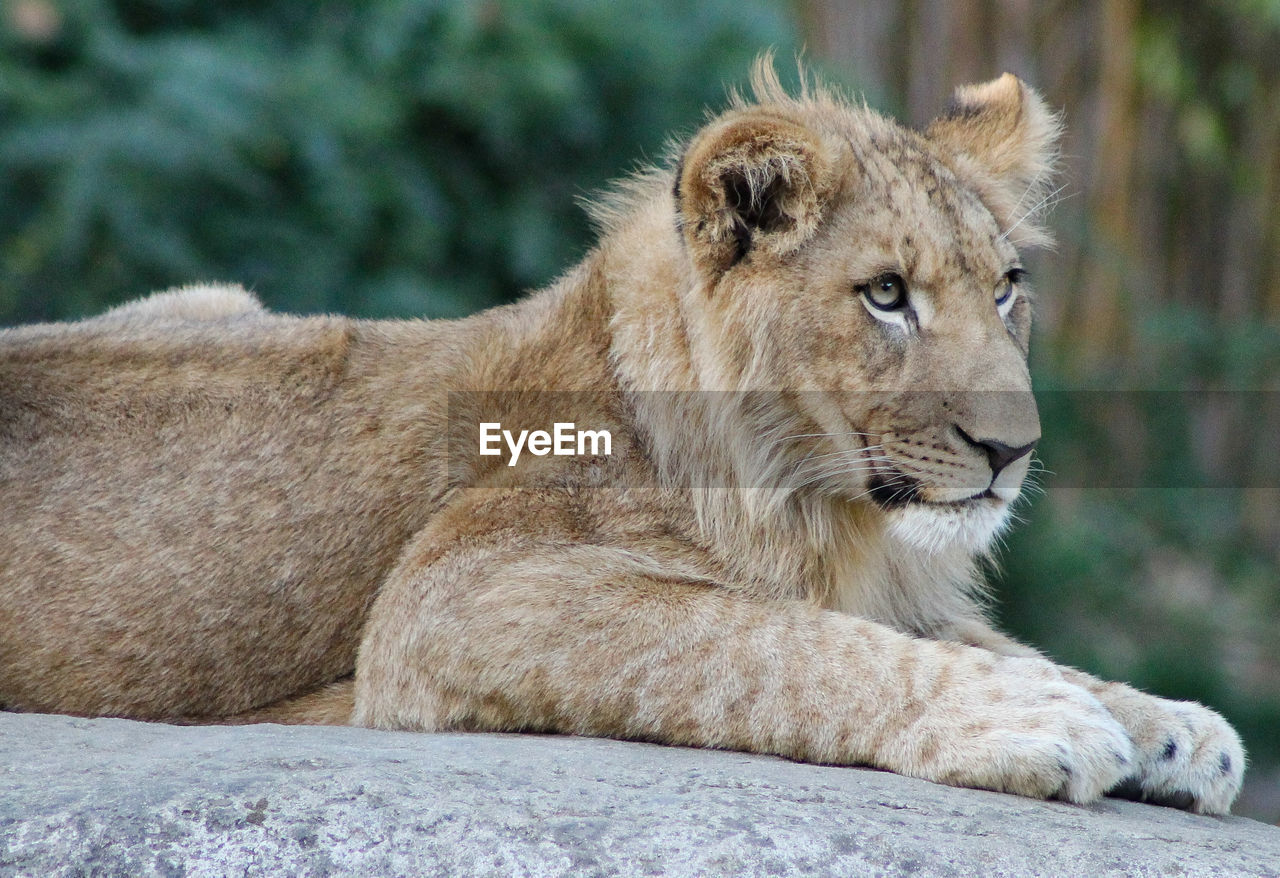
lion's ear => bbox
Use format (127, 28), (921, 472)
(677, 111), (836, 278)
(925, 74), (1062, 248)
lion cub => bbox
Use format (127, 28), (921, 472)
(0, 63), (1243, 814)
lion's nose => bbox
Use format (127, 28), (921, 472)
(955, 426), (1038, 478)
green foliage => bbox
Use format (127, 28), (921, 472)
(998, 312), (1280, 770)
(1000, 481), (1280, 767)
(1137, 0), (1278, 176)
(0, 0), (798, 323)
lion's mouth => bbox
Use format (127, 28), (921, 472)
(866, 473), (997, 509)
(866, 474), (922, 508)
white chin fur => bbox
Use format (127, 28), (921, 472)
(885, 499), (1012, 556)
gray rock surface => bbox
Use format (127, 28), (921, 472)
(1, 713), (1277, 877)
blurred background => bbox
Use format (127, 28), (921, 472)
(2, 0), (1276, 820)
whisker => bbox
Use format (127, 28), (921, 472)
(793, 458), (893, 481)
(998, 185), (1075, 242)
(767, 429), (881, 450)
(795, 447), (892, 465)
(792, 460), (899, 493)
(1026, 456), (1055, 478)
(794, 450), (897, 471)
(830, 465), (913, 498)
(845, 476), (911, 504)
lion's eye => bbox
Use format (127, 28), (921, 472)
(995, 267), (1025, 313)
(858, 272), (908, 312)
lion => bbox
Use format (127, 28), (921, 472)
(0, 62), (1244, 815)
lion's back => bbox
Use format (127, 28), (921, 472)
(0, 292), (458, 718)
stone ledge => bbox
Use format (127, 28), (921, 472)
(2, 713), (1277, 876)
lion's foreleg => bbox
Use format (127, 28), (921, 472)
(351, 541), (1133, 805)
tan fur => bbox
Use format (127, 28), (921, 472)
(0, 64), (1243, 814)
(99, 283), (266, 322)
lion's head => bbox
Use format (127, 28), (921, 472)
(669, 64), (1061, 556)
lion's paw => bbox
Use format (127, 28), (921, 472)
(908, 655), (1134, 805)
(1106, 696), (1244, 815)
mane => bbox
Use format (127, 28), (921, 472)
(627, 386), (994, 632)
(600, 56), (1015, 633)
(730, 52), (853, 116)
(580, 154), (679, 238)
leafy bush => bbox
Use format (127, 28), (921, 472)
(998, 317), (1280, 775)
(0, 0), (798, 323)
